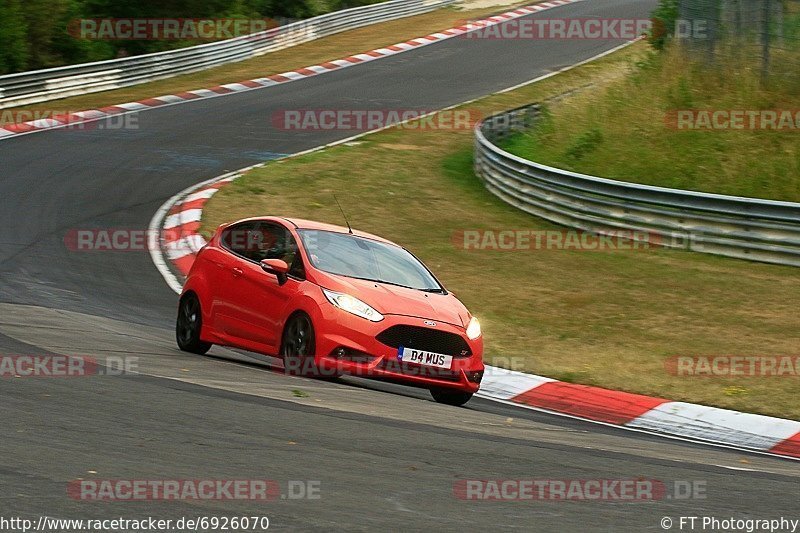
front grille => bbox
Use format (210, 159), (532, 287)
(376, 325), (471, 357)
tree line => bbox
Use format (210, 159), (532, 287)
(0, 0), (384, 75)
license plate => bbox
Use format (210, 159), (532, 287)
(398, 346), (453, 369)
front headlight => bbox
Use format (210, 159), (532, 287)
(322, 288), (384, 322)
(466, 316), (481, 340)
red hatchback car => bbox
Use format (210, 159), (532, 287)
(176, 217), (484, 406)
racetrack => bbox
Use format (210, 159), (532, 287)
(2, 0), (798, 530)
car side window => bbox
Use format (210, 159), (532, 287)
(221, 221), (304, 279)
(286, 235), (306, 280)
(220, 222), (260, 258)
(257, 223), (305, 280)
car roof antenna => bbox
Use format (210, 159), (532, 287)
(333, 194), (354, 234)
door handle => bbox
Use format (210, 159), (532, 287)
(232, 267), (243, 277)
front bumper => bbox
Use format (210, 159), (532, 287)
(311, 307), (484, 393)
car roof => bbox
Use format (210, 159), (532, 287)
(228, 216), (396, 246)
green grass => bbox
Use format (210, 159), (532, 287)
(201, 42), (800, 420)
(500, 45), (800, 202)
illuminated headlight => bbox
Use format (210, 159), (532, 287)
(466, 317), (482, 340)
(322, 288), (384, 322)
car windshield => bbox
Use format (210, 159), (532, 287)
(298, 229), (443, 292)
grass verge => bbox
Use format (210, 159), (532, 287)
(201, 41), (800, 420)
(500, 45), (800, 202)
(3, 4), (513, 121)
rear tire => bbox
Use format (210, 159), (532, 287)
(430, 389), (473, 407)
(176, 293), (212, 355)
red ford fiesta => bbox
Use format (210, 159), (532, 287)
(176, 216), (484, 406)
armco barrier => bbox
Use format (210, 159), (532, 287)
(0, 0), (453, 109)
(475, 104), (800, 267)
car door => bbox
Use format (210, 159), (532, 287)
(212, 221), (262, 344)
(217, 221), (305, 354)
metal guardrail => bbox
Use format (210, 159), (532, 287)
(475, 104), (800, 267)
(0, 0), (454, 109)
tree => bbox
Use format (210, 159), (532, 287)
(649, 0), (679, 51)
(20, 0), (74, 69)
(0, 0), (29, 74)
(0, 0), (388, 74)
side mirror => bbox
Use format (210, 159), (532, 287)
(260, 259), (289, 285)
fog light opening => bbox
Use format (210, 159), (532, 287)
(465, 370), (484, 384)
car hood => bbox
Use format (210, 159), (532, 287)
(317, 274), (468, 328)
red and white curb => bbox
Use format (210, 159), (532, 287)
(0, 0), (586, 140)
(158, 174), (239, 279)
(148, 167), (254, 294)
(479, 368), (800, 459)
(151, 167), (800, 461)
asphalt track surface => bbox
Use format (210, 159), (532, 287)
(1, 0), (798, 530)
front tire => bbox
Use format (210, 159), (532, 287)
(430, 389), (473, 407)
(176, 293), (212, 355)
(281, 312), (317, 376)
